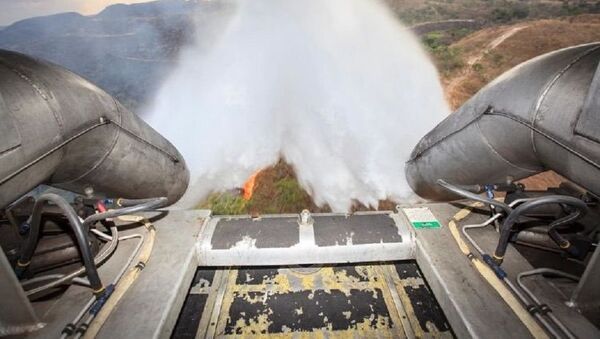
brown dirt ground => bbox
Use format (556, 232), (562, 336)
(444, 14), (600, 109)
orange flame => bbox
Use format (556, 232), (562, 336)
(242, 171), (260, 200)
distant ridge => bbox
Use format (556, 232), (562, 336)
(0, 0), (227, 112)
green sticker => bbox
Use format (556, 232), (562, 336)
(403, 207), (441, 229)
(411, 221), (441, 228)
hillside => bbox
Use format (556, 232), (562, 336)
(440, 14), (600, 109)
(385, 0), (599, 26)
(0, 0), (231, 111)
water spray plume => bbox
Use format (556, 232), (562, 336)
(144, 0), (449, 212)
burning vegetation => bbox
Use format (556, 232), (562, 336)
(242, 171), (260, 200)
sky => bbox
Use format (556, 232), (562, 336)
(0, 0), (154, 26)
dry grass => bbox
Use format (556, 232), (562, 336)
(444, 14), (600, 109)
(386, 0), (599, 26)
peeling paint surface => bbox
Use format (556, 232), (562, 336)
(172, 262), (453, 338)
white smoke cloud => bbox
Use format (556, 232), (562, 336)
(144, 0), (449, 212)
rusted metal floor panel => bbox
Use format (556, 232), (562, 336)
(172, 262), (453, 338)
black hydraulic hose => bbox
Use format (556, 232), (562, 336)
(24, 225), (118, 297)
(117, 198), (163, 207)
(547, 208), (585, 255)
(449, 183), (484, 193)
(493, 195), (587, 264)
(16, 193), (104, 293)
(83, 197), (167, 228)
(437, 179), (513, 214)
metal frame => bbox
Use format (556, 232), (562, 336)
(409, 203), (600, 338)
(11, 206), (599, 338)
(197, 211), (416, 266)
(0, 247), (42, 336)
(569, 243), (600, 319)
